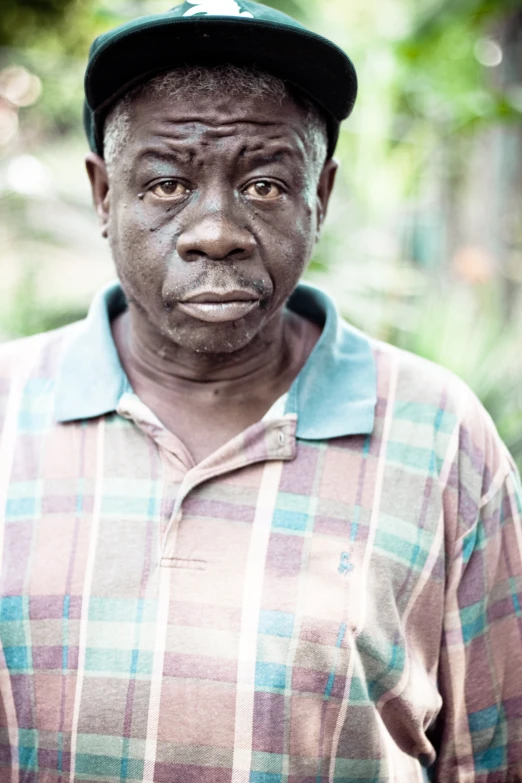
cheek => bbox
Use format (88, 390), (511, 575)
(256, 198), (314, 247)
(263, 212), (314, 305)
(109, 200), (175, 290)
(272, 203), (315, 266)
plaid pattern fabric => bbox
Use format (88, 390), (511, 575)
(0, 283), (521, 782)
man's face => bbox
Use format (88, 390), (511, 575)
(88, 88), (336, 355)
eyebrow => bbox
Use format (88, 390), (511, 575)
(135, 149), (194, 166)
(240, 150), (294, 167)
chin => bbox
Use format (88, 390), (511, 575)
(164, 321), (263, 356)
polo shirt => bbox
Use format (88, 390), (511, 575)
(0, 281), (521, 783)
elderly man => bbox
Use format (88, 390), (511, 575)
(0, 2), (521, 782)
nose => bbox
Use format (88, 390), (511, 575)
(176, 203), (256, 263)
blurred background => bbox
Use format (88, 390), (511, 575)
(0, 0), (521, 469)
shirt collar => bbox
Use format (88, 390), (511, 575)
(55, 280), (376, 439)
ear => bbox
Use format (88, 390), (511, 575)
(315, 157), (338, 240)
(85, 152), (111, 239)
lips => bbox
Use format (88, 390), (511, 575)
(177, 289), (260, 324)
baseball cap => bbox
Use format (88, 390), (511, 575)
(83, 0), (358, 159)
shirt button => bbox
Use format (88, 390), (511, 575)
(279, 432), (286, 446)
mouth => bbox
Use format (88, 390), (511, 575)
(177, 289), (261, 324)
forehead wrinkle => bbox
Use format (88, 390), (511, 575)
(151, 118), (301, 139)
(132, 108), (309, 142)
(134, 130), (306, 171)
(127, 86), (317, 156)
(136, 112), (294, 130)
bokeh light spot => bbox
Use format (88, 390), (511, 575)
(474, 38), (503, 68)
(0, 66), (42, 108)
(7, 155), (51, 196)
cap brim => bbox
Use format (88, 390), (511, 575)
(84, 16), (357, 158)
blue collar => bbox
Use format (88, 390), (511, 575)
(55, 281), (376, 440)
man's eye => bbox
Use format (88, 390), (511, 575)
(150, 180), (190, 199)
(244, 181), (283, 200)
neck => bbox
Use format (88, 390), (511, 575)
(113, 304), (309, 400)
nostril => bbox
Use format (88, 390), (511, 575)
(185, 249), (208, 260)
(180, 243), (254, 263)
(228, 247), (250, 259)
(184, 247), (247, 262)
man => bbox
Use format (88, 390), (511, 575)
(0, 2), (521, 782)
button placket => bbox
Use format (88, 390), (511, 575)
(160, 468), (212, 566)
(158, 427), (296, 567)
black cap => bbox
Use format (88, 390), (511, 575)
(84, 0), (358, 159)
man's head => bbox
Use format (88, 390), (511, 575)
(86, 65), (338, 356)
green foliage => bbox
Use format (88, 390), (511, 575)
(406, 0), (520, 42)
(0, 0), (75, 48)
(0, 0), (93, 50)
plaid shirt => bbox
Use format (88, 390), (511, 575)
(0, 281), (521, 783)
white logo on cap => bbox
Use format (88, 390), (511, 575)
(183, 0), (254, 17)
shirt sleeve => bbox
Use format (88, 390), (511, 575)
(433, 459), (522, 782)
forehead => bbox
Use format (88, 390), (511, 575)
(125, 88), (311, 156)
